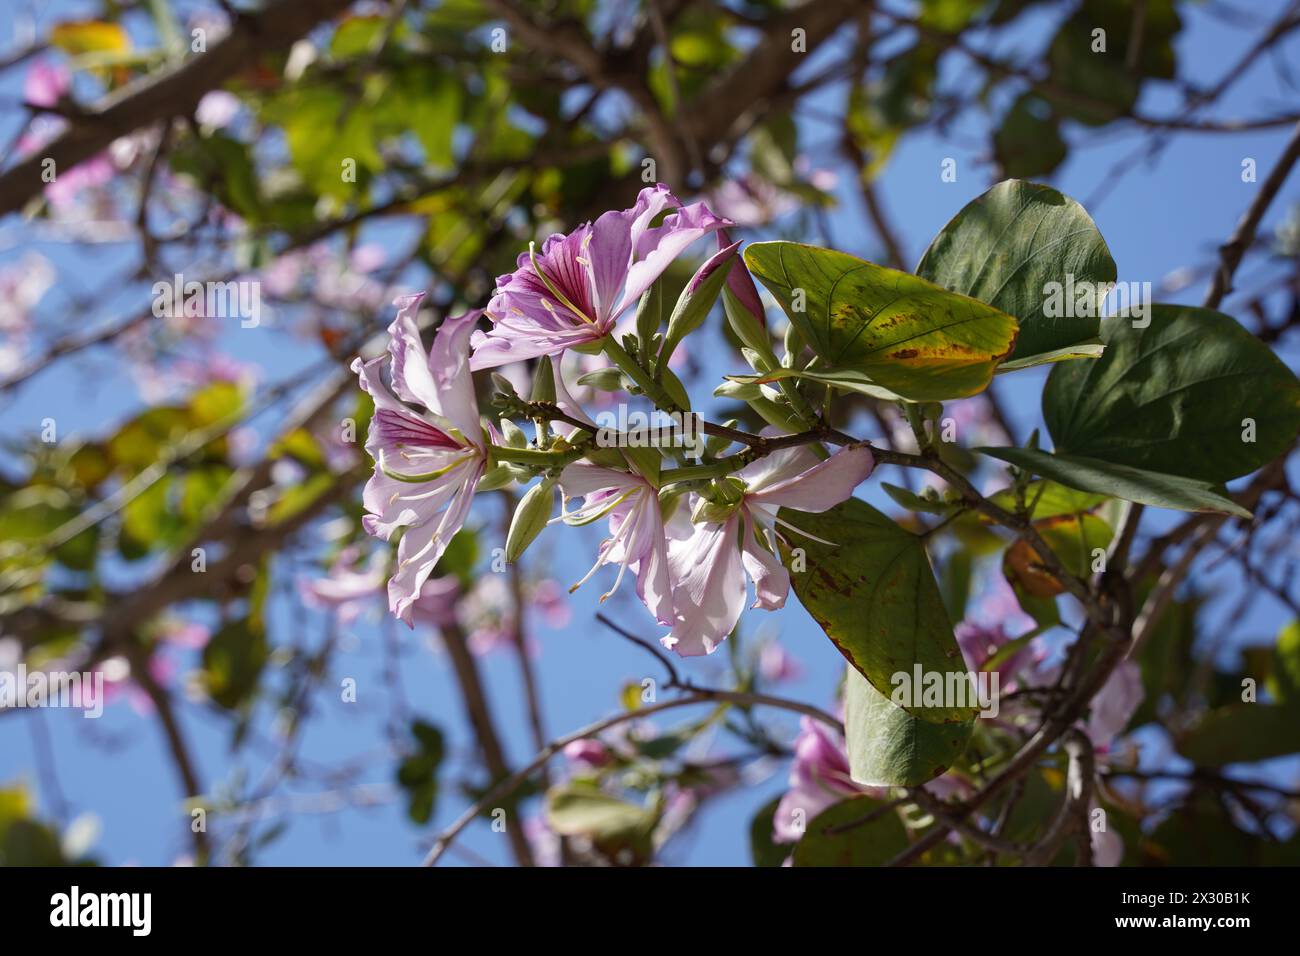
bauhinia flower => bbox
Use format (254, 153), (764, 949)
(773, 717), (868, 844)
(353, 294), (487, 625)
(555, 462), (674, 626)
(1085, 660), (1143, 751)
(298, 545), (387, 626)
(662, 444), (875, 657)
(469, 184), (730, 369)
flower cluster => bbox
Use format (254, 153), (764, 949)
(352, 184), (875, 654)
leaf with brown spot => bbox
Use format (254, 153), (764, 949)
(778, 498), (976, 724)
(745, 241), (1019, 401)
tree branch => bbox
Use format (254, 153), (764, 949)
(0, 0), (355, 218)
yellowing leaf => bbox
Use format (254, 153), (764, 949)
(51, 20), (131, 55)
(745, 241), (1019, 401)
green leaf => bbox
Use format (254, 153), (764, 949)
(749, 796), (788, 867)
(397, 720), (444, 824)
(107, 406), (190, 473)
(843, 666), (975, 787)
(170, 134), (262, 221)
(975, 446), (1250, 518)
(916, 179), (1115, 366)
(201, 618), (269, 710)
(67, 443), (112, 491)
(778, 499), (975, 722)
(745, 241), (1019, 401)
(987, 479), (1108, 521)
(1043, 305), (1300, 483)
(188, 380), (243, 427)
(881, 482), (957, 515)
(1176, 704), (1300, 767)
(1269, 620), (1300, 706)
(995, 339), (1105, 371)
(266, 472), (333, 526)
(546, 783), (654, 840)
(329, 13), (397, 57)
(1045, 0), (1181, 126)
(180, 465), (232, 524)
(791, 794), (910, 867)
(120, 475), (187, 555)
(2, 820), (66, 866)
(725, 366), (906, 402)
(393, 64), (461, 169)
(993, 93), (1066, 179)
(0, 486), (76, 541)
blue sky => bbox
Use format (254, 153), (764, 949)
(2, 1), (1299, 866)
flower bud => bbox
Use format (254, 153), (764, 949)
(530, 355), (557, 405)
(505, 477), (555, 562)
(659, 240), (740, 368)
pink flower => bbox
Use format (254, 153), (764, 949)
(0, 253), (54, 373)
(1091, 802), (1125, 866)
(662, 445), (874, 657)
(159, 619), (210, 650)
(469, 184), (729, 369)
(773, 717), (862, 843)
(98, 653), (179, 717)
(23, 60), (69, 108)
(354, 294), (487, 625)
(412, 575), (461, 630)
(955, 619), (1032, 688)
(556, 463), (674, 625)
(529, 578), (572, 629)
(563, 739), (611, 768)
(299, 547), (387, 625)
(716, 228), (765, 326)
(1086, 660), (1143, 750)
(758, 641), (803, 684)
(43, 155), (115, 208)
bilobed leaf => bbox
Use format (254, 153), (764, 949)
(1043, 306), (1300, 483)
(745, 241), (1019, 401)
(792, 793), (911, 867)
(778, 498), (975, 723)
(975, 446), (1250, 517)
(843, 667), (975, 788)
(916, 179), (1115, 366)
